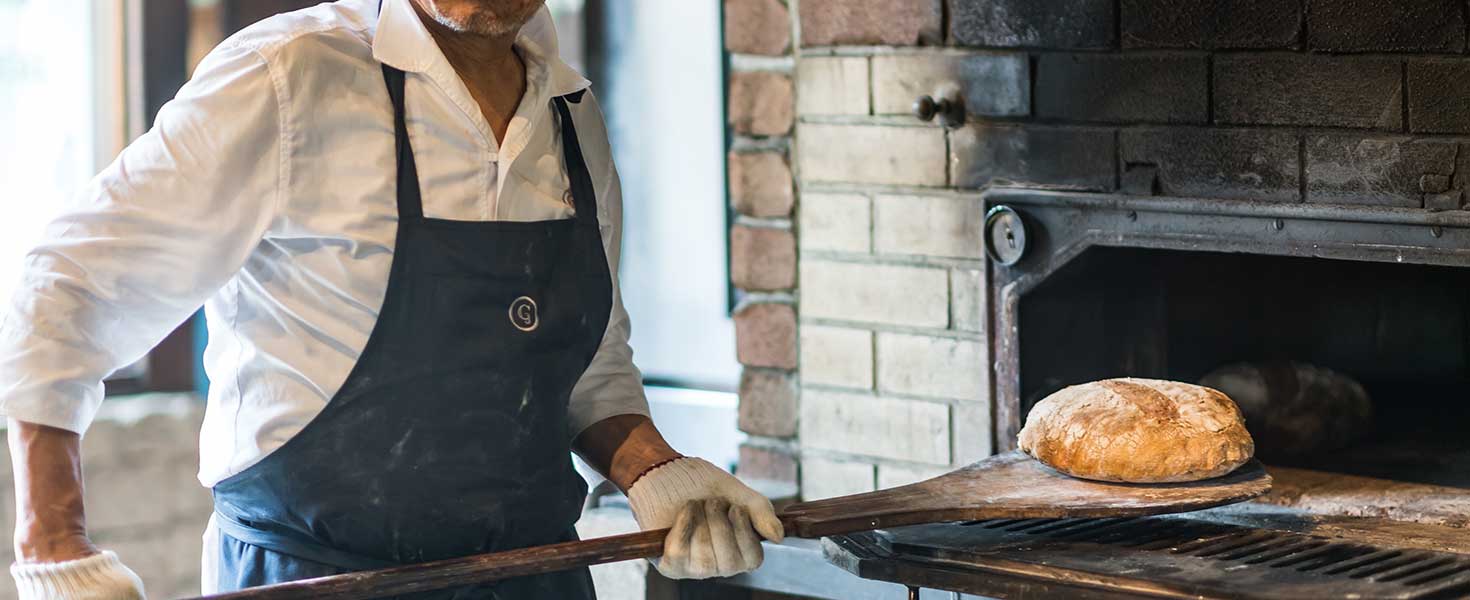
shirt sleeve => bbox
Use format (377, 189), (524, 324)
(0, 42), (282, 433)
(565, 95), (651, 441)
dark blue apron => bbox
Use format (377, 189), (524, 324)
(208, 62), (609, 599)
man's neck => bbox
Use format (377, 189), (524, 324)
(409, 2), (527, 144)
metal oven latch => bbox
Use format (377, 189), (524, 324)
(984, 204), (1028, 266)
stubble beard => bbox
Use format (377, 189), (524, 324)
(421, 2), (541, 36)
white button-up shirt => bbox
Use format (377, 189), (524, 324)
(0, 0), (648, 487)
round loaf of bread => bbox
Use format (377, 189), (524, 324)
(1018, 378), (1254, 483)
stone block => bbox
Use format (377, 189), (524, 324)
(800, 389), (951, 464)
(724, 0), (792, 56)
(1408, 60), (1470, 134)
(1120, 128), (1301, 202)
(738, 369), (799, 438)
(950, 124), (1116, 191)
(1306, 135), (1457, 207)
(798, 193), (871, 253)
(738, 444), (799, 484)
(950, 267), (986, 333)
(1214, 54), (1402, 129)
(1037, 53), (1208, 123)
(877, 463), (951, 489)
(800, 456), (875, 500)
(1307, 0), (1465, 52)
(734, 303), (798, 369)
(799, 260), (949, 328)
(729, 152), (794, 218)
(1122, 0), (1301, 48)
(953, 400), (995, 465)
(876, 333), (986, 401)
(731, 225), (796, 291)
(797, 123), (947, 186)
(950, 0), (1115, 48)
(797, 56), (870, 116)
(871, 53), (1028, 117)
(729, 71), (794, 136)
(800, 325), (874, 389)
(873, 194), (986, 259)
(799, 0), (943, 46)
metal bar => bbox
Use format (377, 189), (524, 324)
(984, 188), (1470, 228)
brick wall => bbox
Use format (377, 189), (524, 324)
(726, 0), (1470, 500)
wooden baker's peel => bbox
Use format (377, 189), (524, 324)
(192, 451), (1271, 600)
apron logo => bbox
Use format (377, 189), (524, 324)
(509, 296), (539, 332)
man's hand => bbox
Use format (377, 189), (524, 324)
(11, 551), (146, 600)
(626, 457), (783, 579)
(573, 415), (783, 579)
(7, 420), (146, 599)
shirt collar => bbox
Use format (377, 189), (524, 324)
(372, 0), (591, 98)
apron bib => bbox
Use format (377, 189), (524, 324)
(207, 63), (610, 600)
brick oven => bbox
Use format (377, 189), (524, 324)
(724, 0), (1470, 598)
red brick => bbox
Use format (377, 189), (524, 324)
(799, 0), (942, 47)
(738, 369), (798, 438)
(738, 443), (798, 482)
(725, 0), (791, 55)
(734, 303), (798, 369)
(729, 152), (795, 217)
(729, 72), (794, 136)
(731, 225), (796, 290)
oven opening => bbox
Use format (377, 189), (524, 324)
(1019, 248), (1470, 490)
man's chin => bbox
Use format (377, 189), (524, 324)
(428, 4), (541, 36)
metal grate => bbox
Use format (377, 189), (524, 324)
(862, 517), (1470, 599)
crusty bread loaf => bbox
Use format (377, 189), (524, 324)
(1018, 378), (1255, 483)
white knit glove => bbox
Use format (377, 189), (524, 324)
(11, 551), (146, 600)
(627, 457), (784, 579)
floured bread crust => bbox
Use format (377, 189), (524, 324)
(1018, 378), (1255, 483)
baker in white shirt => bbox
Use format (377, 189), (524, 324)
(0, 0), (782, 597)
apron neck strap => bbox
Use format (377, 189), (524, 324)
(381, 63), (424, 220)
(381, 63), (599, 227)
(553, 95), (600, 226)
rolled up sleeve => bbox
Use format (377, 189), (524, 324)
(565, 109), (650, 440)
(0, 42), (282, 433)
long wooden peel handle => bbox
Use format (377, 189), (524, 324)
(188, 528), (671, 600)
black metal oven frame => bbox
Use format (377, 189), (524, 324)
(982, 188), (1470, 451)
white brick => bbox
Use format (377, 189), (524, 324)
(797, 56), (870, 116)
(877, 463), (952, 490)
(871, 53), (1029, 117)
(954, 399), (995, 466)
(796, 123), (947, 186)
(800, 389), (951, 464)
(800, 260), (948, 327)
(874, 194), (986, 258)
(950, 267), (986, 333)
(800, 456), (875, 500)
(877, 333), (986, 400)
(799, 192), (870, 253)
(801, 325), (873, 389)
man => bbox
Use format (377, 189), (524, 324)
(0, 0), (781, 597)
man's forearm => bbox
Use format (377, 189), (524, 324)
(572, 414), (682, 492)
(7, 419), (96, 562)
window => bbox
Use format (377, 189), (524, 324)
(560, 1), (742, 473)
(0, 1), (142, 381)
(0, 0), (128, 299)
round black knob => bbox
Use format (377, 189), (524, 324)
(913, 95), (938, 121)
